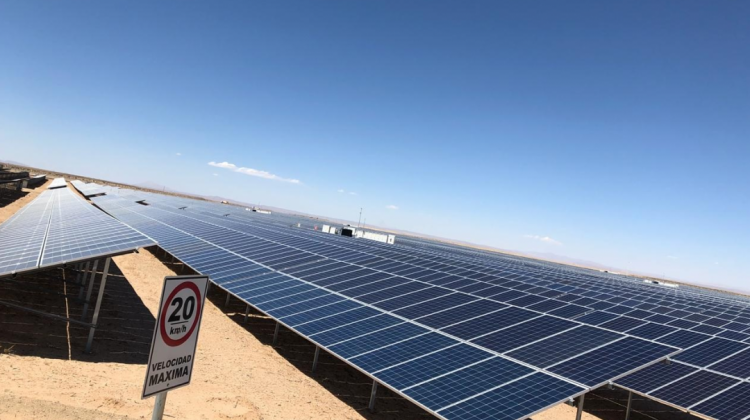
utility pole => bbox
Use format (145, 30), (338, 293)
(357, 208), (363, 228)
(363, 218), (366, 229)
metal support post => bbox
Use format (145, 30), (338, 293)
(81, 259), (99, 319)
(151, 391), (168, 420)
(273, 322), (280, 345)
(368, 381), (378, 413)
(225, 292), (231, 307)
(575, 394), (585, 420)
(625, 391), (633, 420)
(85, 258), (110, 353)
(244, 305), (250, 323)
(77, 261), (91, 299)
(312, 346), (320, 373)
(75, 263), (83, 285)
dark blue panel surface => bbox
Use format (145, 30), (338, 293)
(673, 338), (749, 367)
(549, 337), (676, 387)
(708, 349), (750, 378)
(471, 316), (578, 354)
(375, 344), (494, 389)
(328, 322), (429, 358)
(616, 362), (697, 393)
(442, 307), (539, 340)
(415, 300), (507, 329)
(656, 330), (712, 349)
(349, 333), (458, 373)
(651, 370), (739, 408)
(393, 293), (478, 319)
(506, 326), (622, 368)
(575, 311), (620, 325)
(403, 357), (534, 411)
(438, 373), (585, 420)
(628, 323), (678, 340)
(373, 287), (452, 311)
(692, 382), (750, 420)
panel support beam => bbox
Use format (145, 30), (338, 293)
(625, 391), (633, 420)
(85, 257), (111, 354)
(368, 381), (378, 413)
(312, 346), (321, 373)
(273, 322), (280, 345)
(575, 394), (585, 420)
(81, 259), (99, 319)
(76, 261), (91, 299)
(224, 292), (231, 307)
(243, 304), (250, 323)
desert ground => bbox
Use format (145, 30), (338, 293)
(0, 183), (701, 420)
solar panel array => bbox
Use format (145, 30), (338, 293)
(80, 187), (717, 420)
(47, 177), (67, 189)
(0, 185), (156, 277)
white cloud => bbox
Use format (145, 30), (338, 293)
(176, 152), (182, 156)
(524, 235), (562, 246)
(337, 189), (345, 193)
(348, 192), (357, 196)
(208, 161), (300, 184)
(386, 205), (399, 210)
(213, 173), (219, 177)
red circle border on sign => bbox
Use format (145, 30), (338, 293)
(160, 282), (202, 347)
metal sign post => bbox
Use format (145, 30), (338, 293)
(142, 275), (209, 419)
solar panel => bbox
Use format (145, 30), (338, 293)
(0, 187), (155, 277)
(437, 373), (585, 420)
(548, 337), (677, 387)
(616, 361), (698, 393)
(87, 190), (750, 420)
(673, 338), (749, 366)
(403, 357), (535, 412)
(707, 348), (750, 379)
(505, 326), (621, 368)
(691, 382), (750, 420)
(650, 370), (739, 408)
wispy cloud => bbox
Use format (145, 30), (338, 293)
(338, 189), (358, 196)
(213, 173), (219, 177)
(666, 255), (680, 260)
(208, 161), (301, 184)
(386, 205), (399, 210)
(337, 189), (345, 193)
(348, 192), (357, 196)
(176, 152), (182, 156)
(524, 235), (562, 246)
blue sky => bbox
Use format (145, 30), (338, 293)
(1, 1), (748, 290)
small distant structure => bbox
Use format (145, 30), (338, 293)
(362, 231), (396, 244)
(321, 225), (337, 235)
(251, 206), (271, 214)
(220, 200), (229, 204)
(643, 279), (679, 288)
(339, 226), (395, 244)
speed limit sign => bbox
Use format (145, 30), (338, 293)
(142, 275), (209, 398)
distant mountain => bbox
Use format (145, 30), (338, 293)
(0, 159), (29, 167)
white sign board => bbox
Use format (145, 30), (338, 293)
(142, 275), (209, 398)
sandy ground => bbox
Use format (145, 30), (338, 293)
(0, 186), (700, 420)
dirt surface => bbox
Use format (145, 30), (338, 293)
(0, 189), (702, 420)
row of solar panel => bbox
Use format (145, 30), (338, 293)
(91, 193), (680, 420)
(0, 185), (155, 277)
(89, 186), (750, 420)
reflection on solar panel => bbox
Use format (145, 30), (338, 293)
(0, 185), (155, 277)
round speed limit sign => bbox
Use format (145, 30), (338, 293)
(143, 275), (209, 398)
(160, 282), (202, 347)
